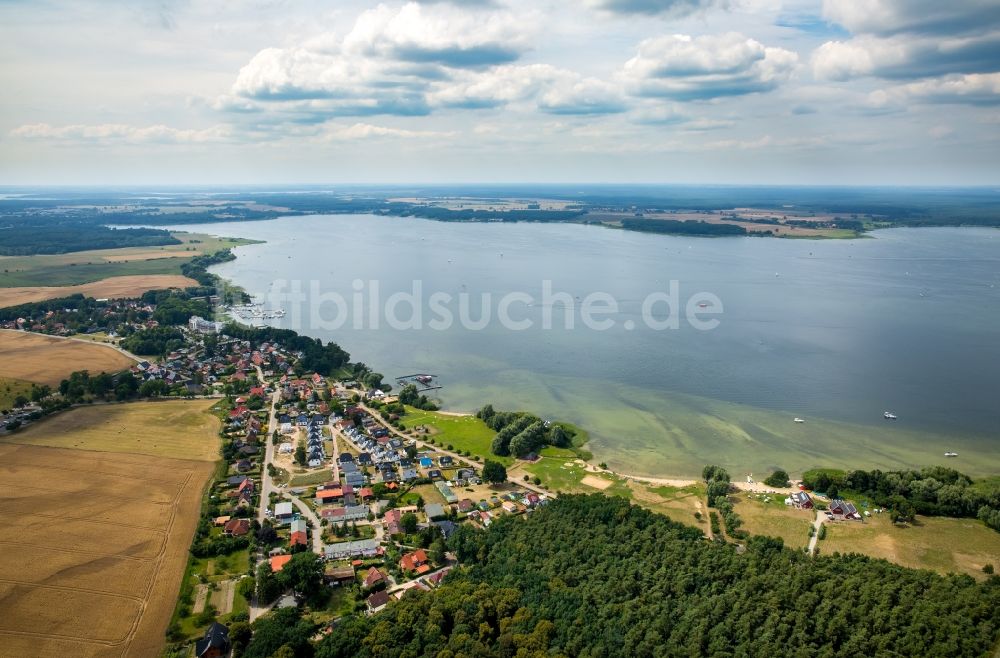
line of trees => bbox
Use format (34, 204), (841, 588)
(703, 465), (747, 539)
(803, 466), (1000, 531)
(620, 218), (748, 236)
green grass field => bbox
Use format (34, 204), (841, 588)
(290, 470), (335, 487)
(0, 376), (34, 411)
(821, 514), (1000, 579)
(402, 407), (509, 464)
(0, 232), (255, 287)
(0, 257), (188, 287)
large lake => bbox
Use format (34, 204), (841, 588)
(171, 215), (1000, 477)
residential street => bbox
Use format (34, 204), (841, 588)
(256, 366), (281, 524)
(282, 491), (325, 553)
(354, 399), (550, 497)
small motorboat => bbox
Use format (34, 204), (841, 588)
(793, 418), (805, 423)
(698, 302), (710, 308)
(883, 411), (898, 420)
(944, 451), (958, 458)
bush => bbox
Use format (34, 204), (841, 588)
(764, 470), (791, 488)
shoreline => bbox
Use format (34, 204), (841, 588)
(196, 220), (1000, 481)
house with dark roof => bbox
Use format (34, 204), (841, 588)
(194, 622), (230, 658)
(829, 499), (859, 518)
(324, 564), (356, 586)
(223, 518), (251, 537)
(434, 520), (457, 538)
(366, 589), (390, 614)
(424, 503), (446, 520)
(789, 491), (813, 509)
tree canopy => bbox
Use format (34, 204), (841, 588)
(314, 494), (1000, 658)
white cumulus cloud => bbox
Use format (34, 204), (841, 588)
(623, 33), (798, 100)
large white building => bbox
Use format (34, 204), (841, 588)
(189, 315), (223, 334)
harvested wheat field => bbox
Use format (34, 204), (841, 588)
(9, 399), (223, 461)
(0, 274), (198, 308)
(0, 330), (135, 386)
(0, 401), (220, 657)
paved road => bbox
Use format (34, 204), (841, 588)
(250, 368), (282, 622)
(256, 367), (281, 524)
(283, 491), (325, 554)
(354, 398), (549, 497)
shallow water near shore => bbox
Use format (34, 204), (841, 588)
(163, 214), (1000, 477)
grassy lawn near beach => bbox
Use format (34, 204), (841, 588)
(402, 407), (508, 464)
(820, 514), (1000, 579)
(730, 494), (815, 549)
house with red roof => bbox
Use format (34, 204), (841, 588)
(363, 567), (385, 590)
(400, 549), (430, 575)
(270, 554), (292, 572)
(223, 518), (251, 537)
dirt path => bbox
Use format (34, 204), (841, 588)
(808, 514), (825, 556)
(192, 584), (208, 614)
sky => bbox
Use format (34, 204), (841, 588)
(1, 0), (998, 186)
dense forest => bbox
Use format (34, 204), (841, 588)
(301, 495), (1000, 658)
(0, 222), (179, 255)
(803, 466), (1000, 531)
(620, 217), (749, 236)
(121, 326), (185, 356)
(476, 404), (577, 458)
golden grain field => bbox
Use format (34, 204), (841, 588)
(0, 400), (220, 657)
(0, 330), (136, 386)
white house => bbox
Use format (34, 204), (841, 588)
(274, 501), (295, 524)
